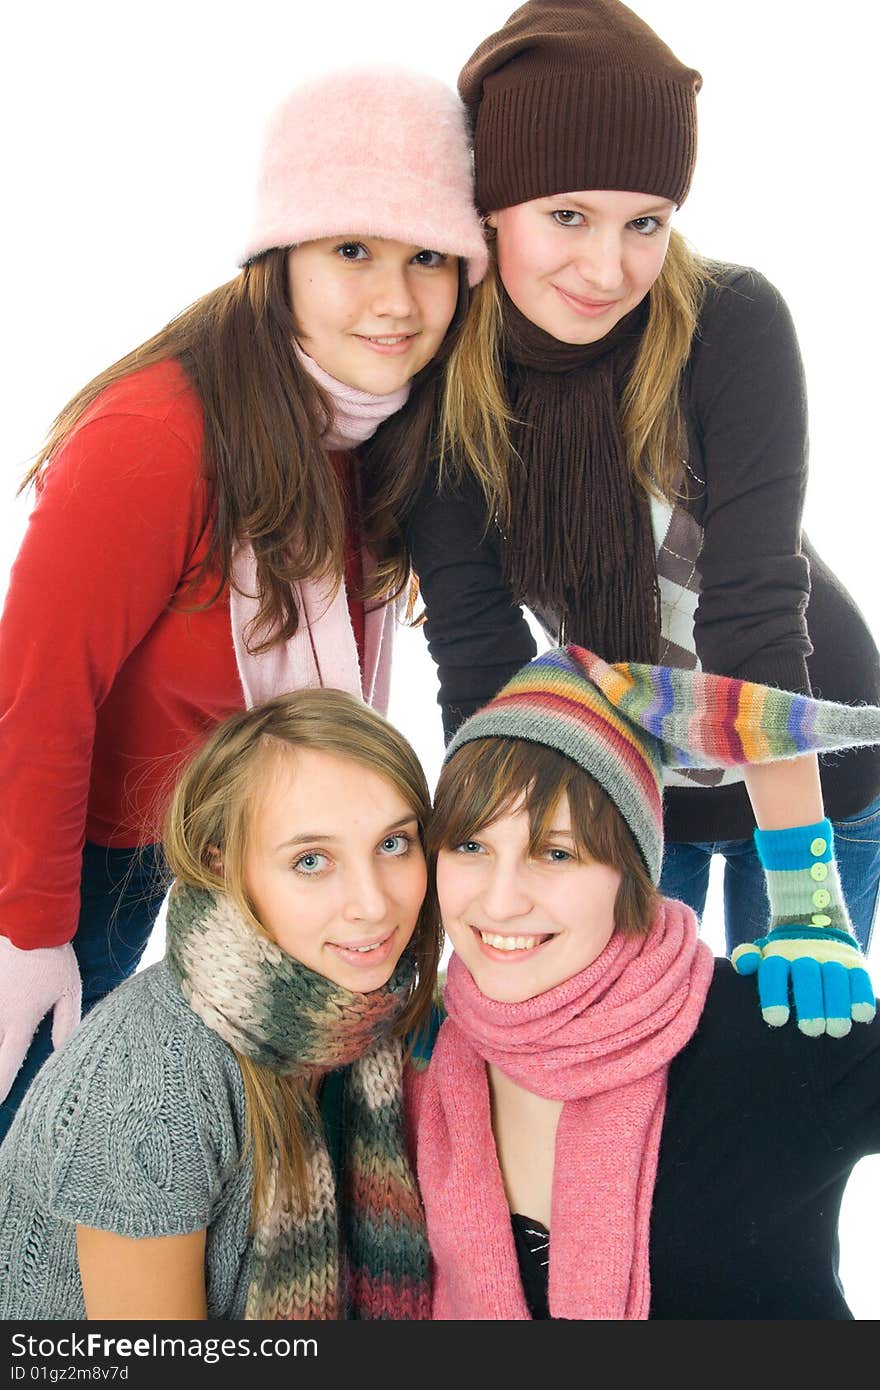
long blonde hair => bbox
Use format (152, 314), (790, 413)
(436, 228), (712, 523)
(162, 688), (441, 1222)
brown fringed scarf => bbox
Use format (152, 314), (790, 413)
(500, 292), (660, 664)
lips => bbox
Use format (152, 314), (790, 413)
(553, 285), (621, 317)
(327, 927), (397, 968)
(471, 925), (553, 959)
(354, 333), (418, 355)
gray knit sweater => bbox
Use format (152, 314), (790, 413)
(0, 962), (254, 1319)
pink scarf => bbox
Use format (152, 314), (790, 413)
(410, 899), (714, 1319)
(230, 349), (409, 711)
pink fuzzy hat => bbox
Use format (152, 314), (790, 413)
(238, 66), (488, 287)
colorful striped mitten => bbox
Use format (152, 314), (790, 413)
(731, 819), (875, 1037)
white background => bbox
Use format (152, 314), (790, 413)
(2, 0), (877, 1318)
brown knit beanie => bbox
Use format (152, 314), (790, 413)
(459, 0), (702, 213)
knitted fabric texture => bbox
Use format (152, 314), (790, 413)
(445, 644), (880, 882)
(0, 963), (255, 1319)
(294, 345), (410, 451)
(239, 65), (488, 285)
(755, 819), (853, 936)
(414, 898), (713, 1318)
(229, 346), (407, 712)
(0, 939), (81, 1101)
(499, 292), (659, 662)
(742, 818), (875, 1036)
(458, 0), (702, 212)
(165, 883), (430, 1320)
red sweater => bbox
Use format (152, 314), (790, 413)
(0, 360), (364, 949)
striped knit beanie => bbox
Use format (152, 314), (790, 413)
(458, 0), (702, 213)
(445, 645), (880, 882)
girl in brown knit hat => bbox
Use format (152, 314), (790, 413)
(403, 0), (880, 1028)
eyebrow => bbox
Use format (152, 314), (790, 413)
(547, 195), (674, 216)
(273, 815), (419, 853)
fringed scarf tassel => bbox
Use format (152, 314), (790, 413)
(500, 293), (660, 664)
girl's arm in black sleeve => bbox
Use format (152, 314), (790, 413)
(403, 470), (536, 742)
(689, 267), (813, 691)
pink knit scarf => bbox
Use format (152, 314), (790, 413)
(230, 348), (409, 709)
(293, 345), (410, 450)
(412, 899), (714, 1319)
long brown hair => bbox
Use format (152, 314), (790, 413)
(162, 687), (442, 1222)
(357, 264), (470, 606)
(435, 228), (712, 525)
(22, 251), (470, 648)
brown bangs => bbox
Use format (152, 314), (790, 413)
(429, 737), (657, 936)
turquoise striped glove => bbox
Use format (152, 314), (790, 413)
(731, 819), (875, 1037)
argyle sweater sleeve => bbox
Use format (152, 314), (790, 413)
(0, 401), (209, 949)
(686, 267), (813, 693)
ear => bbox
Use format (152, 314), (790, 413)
(482, 213), (497, 231)
(206, 845), (225, 879)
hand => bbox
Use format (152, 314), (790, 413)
(0, 936), (82, 1102)
(732, 926), (875, 1037)
(734, 818), (875, 1037)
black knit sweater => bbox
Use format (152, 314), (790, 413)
(513, 961), (880, 1319)
(403, 266), (880, 841)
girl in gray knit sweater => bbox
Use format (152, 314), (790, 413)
(0, 689), (439, 1320)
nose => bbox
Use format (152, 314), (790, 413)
(573, 231), (625, 294)
(341, 860), (389, 925)
(370, 264), (418, 320)
(480, 860), (533, 923)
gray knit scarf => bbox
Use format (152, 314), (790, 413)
(165, 882), (431, 1320)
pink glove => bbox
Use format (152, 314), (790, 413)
(0, 936), (82, 1102)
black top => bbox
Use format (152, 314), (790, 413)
(509, 961), (880, 1320)
(404, 266), (880, 841)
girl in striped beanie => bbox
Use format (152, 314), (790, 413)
(0, 689), (438, 1320)
(406, 645), (880, 1319)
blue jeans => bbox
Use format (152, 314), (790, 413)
(0, 841), (169, 1144)
(659, 790), (880, 956)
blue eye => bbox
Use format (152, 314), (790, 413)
(551, 210), (585, 227)
(336, 242), (369, 260)
(629, 216), (662, 236)
(412, 249), (448, 267)
(535, 845), (577, 864)
(293, 851), (330, 875)
(379, 834), (411, 857)
(454, 840), (485, 855)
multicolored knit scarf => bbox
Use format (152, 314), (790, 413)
(165, 882), (431, 1320)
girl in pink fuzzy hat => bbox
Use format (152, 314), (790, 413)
(0, 64), (487, 1142)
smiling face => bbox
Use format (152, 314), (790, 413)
(287, 235), (460, 394)
(490, 189), (675, 345)
(436, 793), (621, 1005)
(242, 746), (428, 992)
